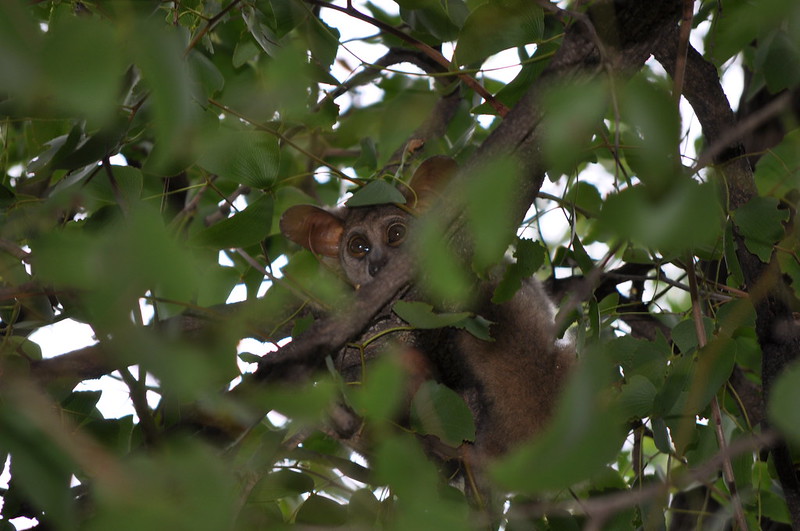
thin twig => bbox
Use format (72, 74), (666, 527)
(687, 255), (749, 530)
(184, 0), (244, 56)
(302, 0), (509, 116)
(672, 0), (694, 104)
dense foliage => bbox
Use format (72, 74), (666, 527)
(1, 0), (800, 529)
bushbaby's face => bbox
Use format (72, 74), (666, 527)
(339, 204), (410, 288)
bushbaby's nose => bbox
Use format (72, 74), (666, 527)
(368, 253), (387, 277)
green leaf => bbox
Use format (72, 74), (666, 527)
(87, 441), (238, 531)
(410, 381), (476, 446)
(302, 16), (340, 71)
(768, 360), (800, 444)
(348, 489), (381, 526)
(711, 0), (798, 65)
(60, 391), (102, 426)
(189, 51), (224, 99)
(732, 196), (789, 262)
(671, 317), (714, 354)
(619, 77), (682, 198)
(393, 300), (471, 329)
(83, 165), (144, 206)
(493, 238), (546, 303)
(232, 39), (260, 68)
(242, 5), (283, 56)
(133, 20), (197, 175)
(651, 416), (672, 454)
(758, 30), (800, 93)
(540, 79), (609, 178)
(619, 375), (657, 419)
(754, 129), (800, 197)
(454, 0), (544, 65)
(491, 347), (627, 493)
(0, 404), (78, 530)
(347, 356), (406, 422)
(690, 336), (736, 413)
(295, 495), (348, 526)
(399, 0), (462, 43)
(597, 180), (724, 255)
(346, 180), (406, 207)
(465, 157), (520, 272)
(455, 314), (494, 341)
(566, 181), (603, 218)
(249, 469), (315, 502)
(42, 15), (124, 125)
(192, 195), (273, 249)
(415, 216), (474, 303)
(198, 130), (281, 189)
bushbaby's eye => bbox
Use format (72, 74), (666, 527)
(386, 222), (406, 246)
(347, 235), (370, 258)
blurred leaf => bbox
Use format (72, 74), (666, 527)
(671, 317), (714, 354)
(302, 16), (340, 71)
(754, 128), (800, 197)
(198, 130), (281, 189)
(711, 0), (798, 64)
(295, 495), (348, 526)
(347, 356), (406, 422)
(399, 0), (463, 42)
(346, 180), (406, 207)
(493, 238), (546, 303)
(540, 79), (608, 178)
(685, 336), (736, 414)
(192, 195), (273, 249)
(597, 180), (724, 254)
(378, 90), (437, 162)
(465, 158), (520, 272)
(454, 0), (543, 65)
(189, 51), (225, 99)
(473, 40), (559, 114)
(281, 249), (349, 307)
(60, 391), (102, 426)
(249, 469), (315, 502)
(133, 20), (197, 174)
(410, 381), (476, 446)
(732, 196), (789, 262)
(41, 15), (124, 125)
(269, 0), (309, 37)
(263, 378), (338, 425)
(619, 374), (657, 419)
(619, 77), (682, 197)
(768, 360), (800, 444)
(393, 300), (471, 328)
(83, 165), (143, 206)
(242, 5), (283, 56)
(348, 488), (381, 526)
(88, 441), (237, 531)
(415, 216), (473, 303)
(374, 434), (470, 528)
(0, 404), (77, 530)
(566, 181), (603, 217)
(651, 416), (672, 454)
(491, 347), (627, 493)
(232, 38), (260, 68)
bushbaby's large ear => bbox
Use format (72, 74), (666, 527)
(402, 155), (458, 211)
(280, 205), (344, 257)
